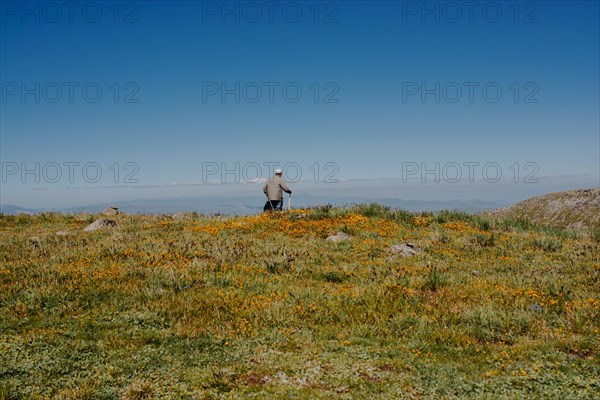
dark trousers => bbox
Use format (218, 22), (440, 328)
(264, 200), (282, 212)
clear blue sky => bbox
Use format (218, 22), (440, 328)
(1, 1), (599, 208)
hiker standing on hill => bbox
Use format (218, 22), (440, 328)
(263, 169), (292, 212)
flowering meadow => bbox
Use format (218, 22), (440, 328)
(1, 205), (598, 399)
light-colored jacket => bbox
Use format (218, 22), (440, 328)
(263, 175), (292, 200)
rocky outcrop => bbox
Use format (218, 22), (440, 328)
(489, 188), (600, 230)
(389, 243), (422, 257)
(84, 218), (118, 232)
(102, 207), (121, 216)
(326, 232), (352, 243)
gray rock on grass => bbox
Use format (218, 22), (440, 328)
(102, 206), (121, 216)
(84, 218), (118, 232)
(326, 232), (352, 243)
(389, 243), (422, 257)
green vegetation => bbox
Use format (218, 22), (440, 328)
(1, 207), (598, 399)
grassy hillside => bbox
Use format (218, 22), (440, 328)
(1, 205), (598, 399)
(489, 188), (600, 231)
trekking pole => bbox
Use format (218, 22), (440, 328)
(288, 193), (292, 210)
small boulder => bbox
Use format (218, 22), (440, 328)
(326, 232), (351, 243)
(102, 206), (121, 216)
(389, 243), (421, 257)
(55, 230), (70, 236)
(84, 218), (118, 232)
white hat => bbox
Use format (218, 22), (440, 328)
(275, 169), (282, 174)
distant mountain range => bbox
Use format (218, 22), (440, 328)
(0, 205), (39, 215)
(5, 189), (599, 231)
(0, 195), (505, 215)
